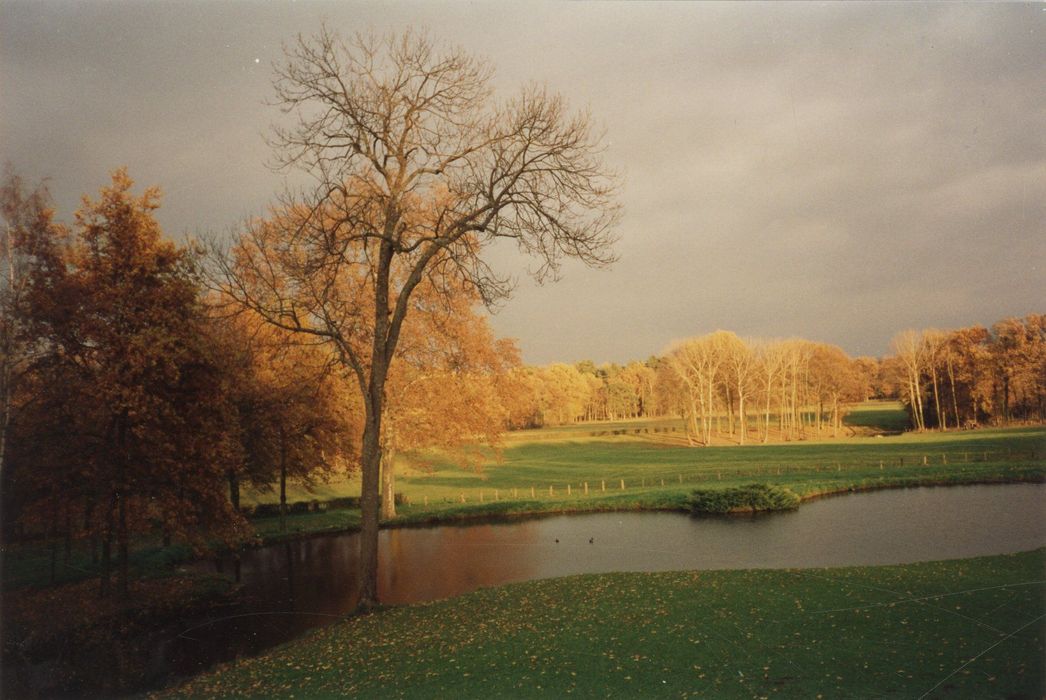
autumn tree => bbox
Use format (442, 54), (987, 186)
(15, 170), (247, 595)
(216, 28), (619, 606)
(809, 343), (863, 436)
(210, 310), (357, 530)
(380, 285), (516, 518)
(719, 332), (755, 444)
(662, 333), (732, 446)
(753, 339), (787, 443)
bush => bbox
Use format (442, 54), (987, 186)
(687, 483), (800, 514)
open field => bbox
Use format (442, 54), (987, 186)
(162, 548), (1046, 698)
(242, 403), (1045, 532)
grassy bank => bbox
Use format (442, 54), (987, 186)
(161, 548), (1046, 698)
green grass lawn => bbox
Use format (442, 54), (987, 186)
(162, 548), (1046, 698)
(247, 403), (1043, 523)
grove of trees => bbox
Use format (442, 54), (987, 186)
(888, 318), (1045, 431)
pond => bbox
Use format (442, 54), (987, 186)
(166, 483), (1045, 682)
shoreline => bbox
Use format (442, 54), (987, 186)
(248, 472), (1046, 548)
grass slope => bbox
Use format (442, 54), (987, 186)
(164, 549), (1046, 699)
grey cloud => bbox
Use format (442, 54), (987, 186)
(2, 1), (1041, 364)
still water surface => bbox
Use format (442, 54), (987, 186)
(169, 483), (1045, 679)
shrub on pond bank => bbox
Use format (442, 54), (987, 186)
(687, 483), (800, 514)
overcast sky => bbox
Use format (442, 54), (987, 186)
(2, 1), (1043, 364)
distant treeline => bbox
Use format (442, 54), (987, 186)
(508, 317), (1045, 438)
(887, 319), (1045, 430)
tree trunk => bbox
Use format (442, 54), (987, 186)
(228, 471), (240, 511)
(279, 426), (287, 533)
(737, 386), (746, 446)
(763, 381), (772, 443)
(358, 400), (383, 608)
(63, 501), (72, 564)
(380, 446), (396, 519)
(99, 491), (116, 597)
(725, 385), (734, 437)
(0, 361), (10, 485)
(117, 491), (129, 596)
(947, 357), (961, 430)
(930, 363), (944, 430)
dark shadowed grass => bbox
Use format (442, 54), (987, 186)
(161, 548), (1046, 699)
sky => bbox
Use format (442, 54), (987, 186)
(2, 1), (1043, 365)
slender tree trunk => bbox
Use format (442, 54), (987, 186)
(0, 363), (10, 485)
(279, 426), (287, 533)
(117, 490), (129, 596)
(763, 380), (772, 443)
(48, 498), (58, 584)
(947, 357), (961, 430)
(380, 446), (396, 519)
(100, 491), (116, 597)
(228, 471), (240, 511)
(1002, 374), (1011, 424)
(84, 496), (98, 565)
(737, 386), (746, 446)
(725, 385), (734, 437)
(915, 375), (926, 431)
(63, 501), (72, 564)
(930, 364), (944, 430)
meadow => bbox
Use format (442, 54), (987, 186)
(251, 402), (1045, 533)
(163, 548), (1046, 698)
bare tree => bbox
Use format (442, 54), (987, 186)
(892, 329), (926, 431)
(753, 339), (786, 443)
(215, 28), (619, 607)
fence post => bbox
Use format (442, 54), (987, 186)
(601, 480), (606, 491)
(620, 479), (625, 490)
(424, 495), (428, 507)
(922, 455), (927, 466)
(584, 482), (589, 495)
(495, 489), (499, 501)
(549, 485), (554, 497)
(567, 484), (572, 496)
(678, 474), (683, 484)
(531, 486), (535, 499)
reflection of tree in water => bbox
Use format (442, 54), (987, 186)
(379, 523), (545, 604)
